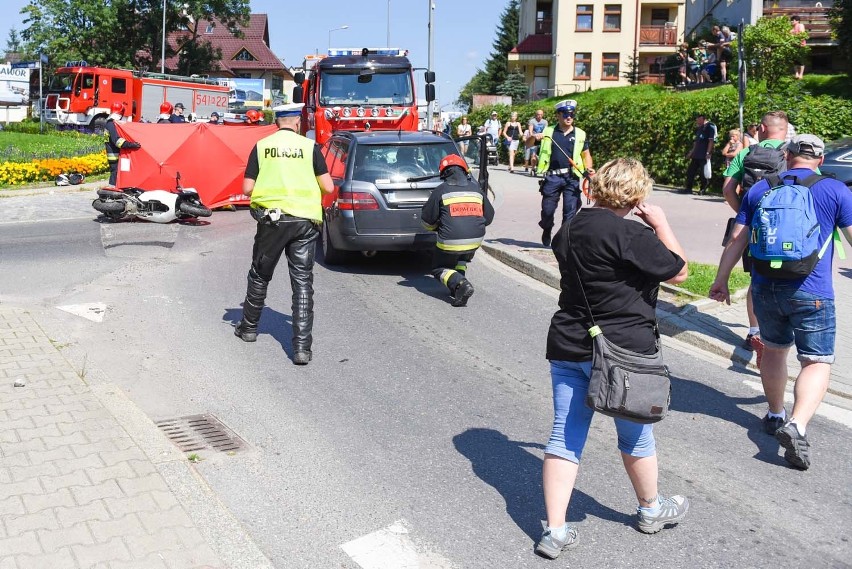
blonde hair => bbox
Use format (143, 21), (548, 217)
(591, 158), (653, 209)
(728, 129), (741, 138)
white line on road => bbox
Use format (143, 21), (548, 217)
(340, 520), (455, 569)
(0, 216), (92, 225)
(56, 303), (107, 323)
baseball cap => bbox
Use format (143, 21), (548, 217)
(786, 134), (825, 157)
(490, 111), (498, 116)
(174, 102), (185, 110)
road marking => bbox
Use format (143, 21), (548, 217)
(340, 520), (454, 569)
(56, 303), (107, 322)
(0, 216), (92, 225)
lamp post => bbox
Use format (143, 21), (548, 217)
(387, 1), (391, 47)
(328, 25), (349, 50)
(161, 0), (167, 74)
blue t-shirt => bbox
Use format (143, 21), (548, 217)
(736, 167), (852, 298)
(549, 127), (589, 171)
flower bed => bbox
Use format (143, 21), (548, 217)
(0, 153), (108, 186)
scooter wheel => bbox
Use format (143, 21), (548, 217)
(178, 202), (212, 218)
(92, 199), (126, 214)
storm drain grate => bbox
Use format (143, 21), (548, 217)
(155, 414), (245, 454)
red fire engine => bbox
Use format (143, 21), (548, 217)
(43, 63), (228, 128)
(292, 48), (435, 145)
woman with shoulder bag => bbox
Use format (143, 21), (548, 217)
(502, 111), (522, 173)
(535, 158), (690, 560)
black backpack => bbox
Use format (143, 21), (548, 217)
(741, 144), (786, 192)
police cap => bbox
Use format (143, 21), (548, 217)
(274, 103), (304, 118)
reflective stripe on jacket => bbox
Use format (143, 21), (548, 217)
(103, 119), (128, 162)
(421, 179), (495, 252)
(251, 129), (322, 223)
(537, 125), (586, 177)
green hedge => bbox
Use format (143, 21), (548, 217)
(457, 83), (852, 190)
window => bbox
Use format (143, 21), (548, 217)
(604, 5), (621, 31)
(205, 23), (215, 34)
(233, 49), (257, 62)
(650, 8), (669, 26)
(576, 5), (593, 31)
(574, 53), (591, 79)
(602, 53), (620, 80)
(536, 1), (553, 34)
(112, 78), (127, 94)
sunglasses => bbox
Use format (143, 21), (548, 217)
(558, 111), (575, 118)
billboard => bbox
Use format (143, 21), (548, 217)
(0, 63), (31, 107)
(217, 77), (265, 110)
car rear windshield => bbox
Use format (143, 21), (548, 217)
(352, 142), (459, 184)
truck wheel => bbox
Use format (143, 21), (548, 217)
(178, 202), (212, 218)
(322, 222), (345, 265)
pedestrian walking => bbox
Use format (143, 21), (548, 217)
(483, 111), (501, 148)
(536, 100), (594, 246)
(710, 134), (852, 470)
(104, 102), (141, 186)
(234, 103), (335, 365)
(527, 109), (548, 176)
(721, 110), (789, 362)
(169, 102), (187, 123)
(420, 154), (494, 307)
(502, 111), (522, 172)
(681, 114), (716, 195)
(157, 102), (173, 123)
(456, 116), (472, 155)
(536, 158), (689, 560)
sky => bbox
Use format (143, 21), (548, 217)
(0, 0), (507, 109)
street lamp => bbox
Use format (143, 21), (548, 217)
(328, 25), (349, 50)
(161, 0), (167, 74)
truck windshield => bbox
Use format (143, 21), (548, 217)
(49, 73), (75, 92)
(319, 69), (413, 106)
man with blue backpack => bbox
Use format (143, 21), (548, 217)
(710, 134), (852, 470)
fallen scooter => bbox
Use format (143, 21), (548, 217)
(92, 172), (213, 222)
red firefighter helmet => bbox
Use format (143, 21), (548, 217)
(159, 101), (173, 114)
(439, 154), (469, 174)
(245, 109), (262, 124)
(110, 101), (126, 115)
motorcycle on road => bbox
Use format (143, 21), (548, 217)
(92, 172), (213, 223)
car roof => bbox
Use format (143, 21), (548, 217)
(333, 130), (454, 146)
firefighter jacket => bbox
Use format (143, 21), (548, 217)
(421, 172), (494, 252)
(103, 118), (137, 163)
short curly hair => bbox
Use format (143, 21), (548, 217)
(590, 157), (654, 209)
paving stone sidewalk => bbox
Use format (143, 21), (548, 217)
(0, 306), (272, 569)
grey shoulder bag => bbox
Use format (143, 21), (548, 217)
(567, 222), (671, 424)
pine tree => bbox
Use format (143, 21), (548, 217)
(829, 0), (852, 68)
(496, 69), (527, 102)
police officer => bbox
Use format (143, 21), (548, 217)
(234, 103), (334, 365)
(169, 102), (187, 123)
(104, 102), (141, 186)
(421, 154), (494, 307)
(157, 102), (173, 123)
(536, 100), (594, 246)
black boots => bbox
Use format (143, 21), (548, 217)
(452, 279), (475, 307)
(235, 268), (267, 342)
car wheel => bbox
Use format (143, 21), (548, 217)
(322, 221), (346, 265)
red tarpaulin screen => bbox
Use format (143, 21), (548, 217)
(114, 122), (277, 209)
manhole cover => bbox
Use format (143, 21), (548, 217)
(155, 414), (245, 453)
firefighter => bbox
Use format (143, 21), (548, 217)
(169, 102), (187, 123)
(245, 109), (264, 125)
(234, 103), (335, 365)
(421, 154), (495, 307)
(209, 111), (221, 124)
(157, 102), (173, 123)
(104, 102), (141, 186)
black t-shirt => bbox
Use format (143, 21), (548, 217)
(692, 122), (717, 156)
(546, 208), (685, 361)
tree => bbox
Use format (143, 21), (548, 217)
(621, 52), (641, 85)
(739, 15), (809, 89)
(456, 69), (489, 112)
(829, 0), (852, 68)
(496, 69), (527, 103)
(5, 28), (23, 58)
(18, 0), (248, 75)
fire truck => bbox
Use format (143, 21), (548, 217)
(43, 63), (228, 129)
(292, 48), (435, 145)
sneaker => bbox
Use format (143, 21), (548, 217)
(234, 321), (257, 342)
(637, 495), (689, 534)
(541, 228), (552, 247)
(762, 413), (785, 435)
(452, 280), (474, 307)
(775, 422), (810, 470)
(293, 351), (312, 365)
(743, 333), (757, 351)
(534, 521), (578, 559)
(749, 335), (765, 369)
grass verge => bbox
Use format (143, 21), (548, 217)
(0, 131), (103, 162)
(678, 261), (750, 297)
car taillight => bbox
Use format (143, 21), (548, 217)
(338, 191), (379, 210)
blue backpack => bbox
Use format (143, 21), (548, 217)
(749, 174), (831, 279)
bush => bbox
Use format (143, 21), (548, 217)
(464, 82), (852, 189)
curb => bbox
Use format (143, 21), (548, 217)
(480, 240), (852, 401)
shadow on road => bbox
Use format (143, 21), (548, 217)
(453, 427), (631, 542)
(222, 305), (294, 360)
(486, 237), (549, 250)
(669, 373), (786, 467)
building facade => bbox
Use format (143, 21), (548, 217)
(509, 0), (687, 96)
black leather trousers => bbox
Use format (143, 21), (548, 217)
(241, 216), (319, 352)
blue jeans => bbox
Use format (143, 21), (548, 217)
(545, 361), (656, 463)
(752, 283), (836, 364)
(539, 174), (581, 231)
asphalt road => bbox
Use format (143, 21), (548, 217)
(1, 191), (850, 568)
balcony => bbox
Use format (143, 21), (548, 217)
(762, 1), (834, 44)
(639, 24), (678, 46)
(535, 18), (552, 35)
